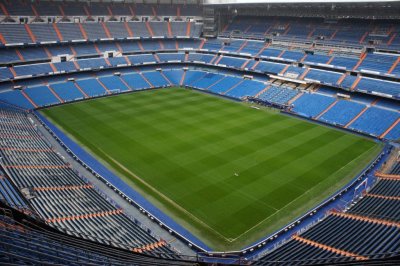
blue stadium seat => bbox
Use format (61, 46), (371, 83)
(207, 76), (241, 94)
(260, 48), (282, 58)
(160, 40), (177, 50)
(127, 54), (156, 65)
(319, 100), (365, 126)
(218, 56), (246, 68)
(121, 73), (151, 90)
(18, 47), (49, 61)
(56, 23), (85, 41)
(305, 69), (342, 85)
(105, 22), (130, 39)
(281, 50), (304, 61)
(149, 22), (169, 37)
(158, 53), (186, 62)
(258, 86), (299, 105)
(24, 86), (61, 107)
(202, 39), (222, 52)
(330, 56), (358, 70)
(0, 90), (35, 109)
(75, 79), (108, 97)
(358, 53), (397, 73)
(255, 61), (286, 74)
(50, 82), (86, 102)
(0, 68), (14, 81)
(283, 66), (305, 78)
(292, 93), (336, 118)
(96, 43), (119, 53)
(187, 53), (214, 64)
(191, 73), (225, 90)
(53, 62), (77, 72)
(177, 39), (201, 49)
(356, 78), (400, 98)
(127, 22), (151, 38)
(162, 69), (184, 85)
(117, 41), (142, 53)
(47, 45), (74, 57)
(0, 24), (32, 44)
(82, 23), (108, 40)
(77, 58), (108, 70)
(303, 54), (331, 65)
(225, 79), (265, 99)
(14, 64), (53, 77)
(142, 71), (170, 87)
(0, 49), (20, 63)
(340, 75), (357, 88)
(141, 40), (161, 51)
(0, 170), (27, 209)
(170, 22), (187, 37)
(240, 41), (264, 55)
(29, 24), (59, 42)
(182, 70), (207, 86)
(349, 107), (400, 136)
(72, 43), (98, 56)
(383, 122), (400, 140)
(98, 76), (130, 92)
(108, 57), (129, 67)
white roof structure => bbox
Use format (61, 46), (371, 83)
(205, 0), (399, 4)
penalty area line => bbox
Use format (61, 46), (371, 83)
(229, 144), (379, 242)
(100, 149), (235, 242)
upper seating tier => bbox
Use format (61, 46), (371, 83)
(0, 22), (200, 45)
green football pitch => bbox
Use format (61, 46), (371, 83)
(41, 87), (382, 251)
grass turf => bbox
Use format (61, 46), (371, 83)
(41, 87), (382, 251)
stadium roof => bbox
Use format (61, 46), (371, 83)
(205, 0), (399, 4)
(52, 0), (201, 4)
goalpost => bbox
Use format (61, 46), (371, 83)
(109, 89), (121, 94)
(353, 178), (368, 199)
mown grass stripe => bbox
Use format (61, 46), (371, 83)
(42, 87), (381, 250)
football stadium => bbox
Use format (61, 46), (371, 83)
(0, 0), (399, 265)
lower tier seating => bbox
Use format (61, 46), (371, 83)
(319, 100), (365, 126)
(255, 176), (400, 265)
(348, 107), (400, 136)
(0, 108), (180, 259)
(0, 210), (192, 265)
(258, 86), (299, 105)
(0, 170), (27, 210)
(291, 92), (400, 139)
(292, 93), (336, 118)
